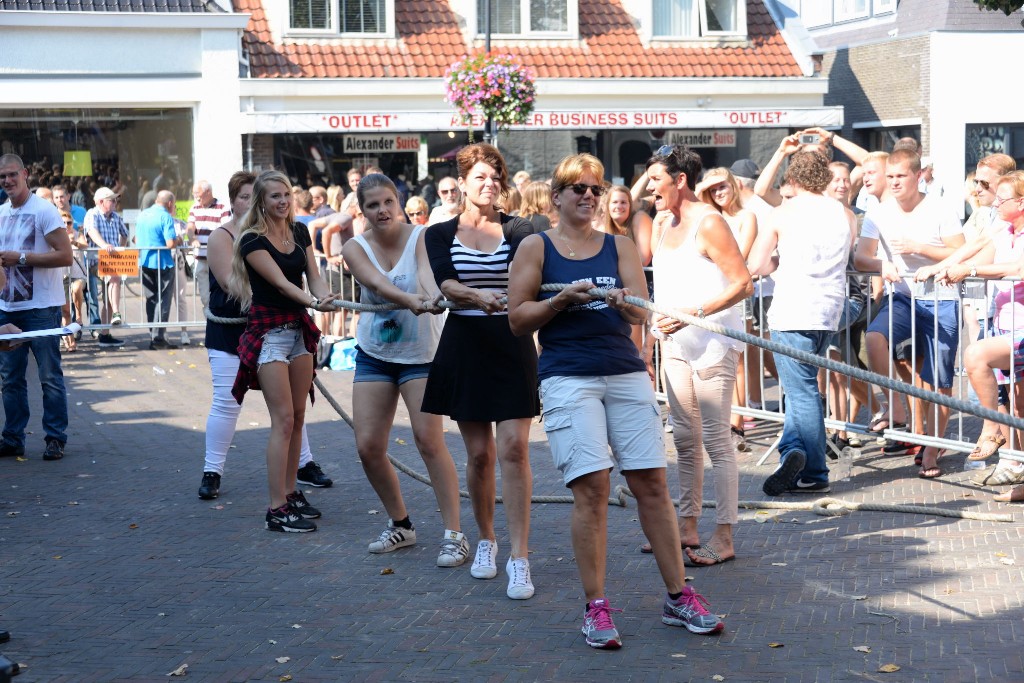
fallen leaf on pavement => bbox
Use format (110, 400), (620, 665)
(994, 552), (1008, 557)
(394, 438), (406, 445)
(167, 663), (188, 676)
(380, 567), (394, 575)
(878, 664), (900, 673)
(52, 555), (62, 560)
(129, 523), (138, 529)
(768, 643), (784, 648)
(713, 676), (725, 681)
(853, 646), (871, 653)
(279, 676), (292, 682)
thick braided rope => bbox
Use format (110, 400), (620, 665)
(312, 376), (628, 507)
(615, 488), (1013, 522)
(540, 283), (1024, 433)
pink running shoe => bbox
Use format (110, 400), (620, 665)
(582, 598), (623, 649)
(662, 587), (724, 634)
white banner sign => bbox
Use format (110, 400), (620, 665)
(666, 129), (737, 147)
(245, 108), (844, 134)
(344, 134), (421, 153)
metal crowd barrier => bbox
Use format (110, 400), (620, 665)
(645, 268), (1024, 467)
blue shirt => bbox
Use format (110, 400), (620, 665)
(70, 205), (86, 229)
(537, 232), (646, 380)
(135, 204), (177, 269)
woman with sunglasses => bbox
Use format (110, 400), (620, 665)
(422, 143), (538, 599)
(508, 152), (724, 649)
(923, 172), (1024, 497)
(405, 196), (429, 226)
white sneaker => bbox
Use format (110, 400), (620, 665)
(470, 539), (498, 579)
(181, 331), (191, 346)
(367, 521), (416, 554)
(436, 530), (470, 568)
(506, 556), (535, 600)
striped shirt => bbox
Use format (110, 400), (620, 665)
(450, 236), (510, 317)
(187, 199), (230, 260)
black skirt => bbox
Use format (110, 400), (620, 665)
(421, 313), (539, 422)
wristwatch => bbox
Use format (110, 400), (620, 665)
(309, 296), (320, 309)
(697, 305), (706, 319)
(17, 253), (26, 266)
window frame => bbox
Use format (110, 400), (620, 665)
(833, 0), (870, 23)
(801, 0), (897, 29)
(649, 0), (747, 41)
(475, 0), (578, 40)
(285, 0), (396, 38)
(699, 0), (747, 37)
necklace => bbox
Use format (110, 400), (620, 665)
(556, 228), (592, 258)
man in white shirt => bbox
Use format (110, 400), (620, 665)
(747, 151), (854, 496)
(854, 149), (965, 479)
(428, 177), (462, 224)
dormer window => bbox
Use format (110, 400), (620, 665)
(652, 0), (746, 39)
(800, 0), (897, 29)
(288, 0), (394, 36)
(476, 0), (576, 38)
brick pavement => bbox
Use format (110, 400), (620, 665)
(0, 331), (1022, 682)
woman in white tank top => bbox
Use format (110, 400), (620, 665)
(648, 164), (753, 567)
(341, 174), (467, 569)
(697, 168), (760, 450)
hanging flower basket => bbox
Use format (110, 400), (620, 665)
(444, 52), (536, 135)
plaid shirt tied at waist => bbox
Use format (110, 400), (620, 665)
(231, 303), (321, 405)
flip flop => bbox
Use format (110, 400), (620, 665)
(640, 541), (701, 554)
(967, 434), (1007, 462)
(918, 465), (944, 479)
(685, 544), (736, 567)
(869, 417), (907, 434)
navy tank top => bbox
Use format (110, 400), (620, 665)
(537, 232), (646, 380)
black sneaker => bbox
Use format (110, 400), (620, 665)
(296, 461), (333, 488)
(763, 450), (807, 497)
(198, 472), (221, 500)
(97, 333), (124, 348)
(42, 438), (64, 461)
(787, 479), (831, 494)
(287, 490), (322, 519)
(0, 442), (25, 458)
(266, 504), (316, 533)
(149, 337), (177, 350)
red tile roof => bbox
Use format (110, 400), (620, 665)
(237, 0), (802, 79)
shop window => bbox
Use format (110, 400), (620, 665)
(652, 0), (746, 38)
(290, 0), (331, 30)
(477, 0), (573, 37)
(800, 0), (896, 29)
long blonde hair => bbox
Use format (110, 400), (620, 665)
(519, 181), (553, 220)
(227, 170), (295, 312)
(599, 185), (635, 236)
(698, 168), (743, 216)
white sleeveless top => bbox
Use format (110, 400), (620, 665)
(653, 213), (743, 369)
(352, 225), (443, 364)
(767, 194), (850, 332)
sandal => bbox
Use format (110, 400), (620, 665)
(918, 465), (944, 479)
(967, 433), (1006, 462)
(868, 417), (907, 434)
(685, 544), (736, 566)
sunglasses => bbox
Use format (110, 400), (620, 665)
(439, 188), (457, 195)
(974, 179), (991, 190)
(656, 144), (675, 156)
(408, 210), (426, 217)
(565, 183), (606, 197)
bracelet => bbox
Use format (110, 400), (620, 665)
(547, 297), (565, 312)
(309, 296), (320, 309)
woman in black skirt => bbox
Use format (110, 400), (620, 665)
(422, 143), (538, 600)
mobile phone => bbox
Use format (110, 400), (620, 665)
(799, 133), (821, 145)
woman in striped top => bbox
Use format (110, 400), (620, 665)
(422, 143), (538, 600)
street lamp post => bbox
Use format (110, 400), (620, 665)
(483, 0), (496, 145)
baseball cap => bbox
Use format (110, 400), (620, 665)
(94, 187), (120, 202)
(729, 159), (760, 179)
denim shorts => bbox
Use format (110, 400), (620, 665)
(867, 293), (959, 389)
(353, 347), (431, 385)
(257, 325), (310, 366)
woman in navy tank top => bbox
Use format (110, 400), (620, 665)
(508, 153), (724, 649)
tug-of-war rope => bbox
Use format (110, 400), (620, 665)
(207, 284), (1016, 523)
